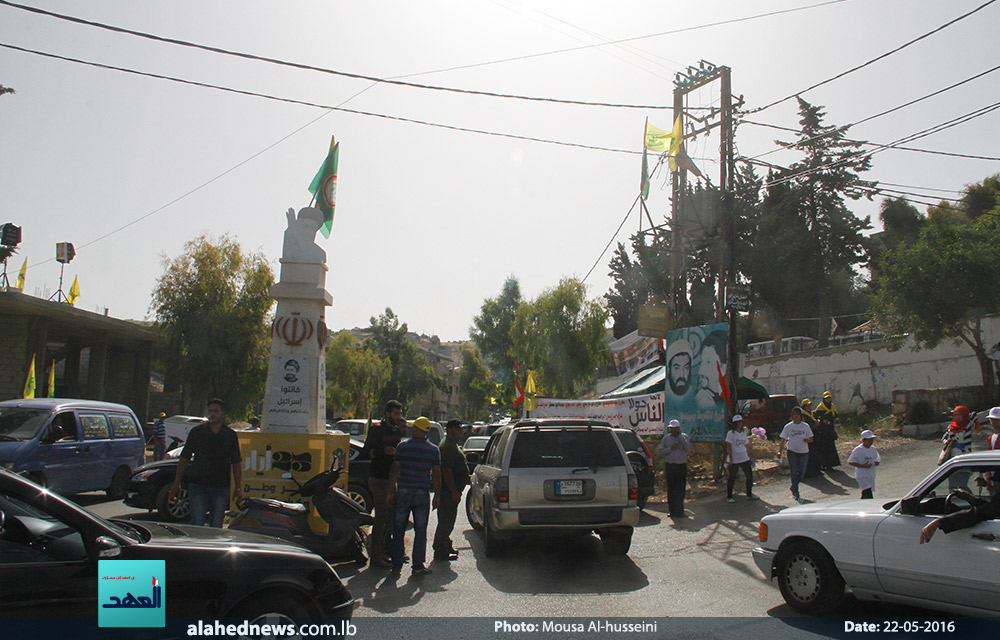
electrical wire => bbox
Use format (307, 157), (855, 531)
(583, 195), (641, 284)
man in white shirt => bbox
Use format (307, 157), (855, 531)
(778, 407), (814, 502)
(847, 429), (880, 499)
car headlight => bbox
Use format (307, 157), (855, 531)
(133, 469), (159, 481)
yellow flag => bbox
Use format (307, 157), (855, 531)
(668, 115), (683, 171)
(524, 370), (538, 412)
(48, 359), (55, 398)
(23, 355), (36, 399)
(15, 258), (26, 290)
(67, 275), (80, 305)
(644, 120), (673, 152)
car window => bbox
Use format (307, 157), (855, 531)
(109, 414), (140, 438)
(486, 429), (510, 467)
(80, 414), (110, 440)
(614, 430), (641, 452)
(0, 492), (87, 563)
(915, 464), (1000, 515)
(0, 408), (48, 441)
(509, 430), (625, 469)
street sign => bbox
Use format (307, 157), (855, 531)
(726, 286), (751, 312)
(637, 305), (671, 338)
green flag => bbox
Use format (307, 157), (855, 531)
(308, 137), (339, 239)
(640, 148), (650, 200)
(23, 354), (35, 399)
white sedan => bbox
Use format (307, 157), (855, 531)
(754, 451), (1000, 615)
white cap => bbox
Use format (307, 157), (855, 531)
(665, 339), (693, 364)
(731, 414), (743, 422)
(988, 407), (1000, 420)
(860, 429), (875, 440)
(668, 419), (681, 428)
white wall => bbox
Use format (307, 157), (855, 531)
(740, 316), (1000, 412)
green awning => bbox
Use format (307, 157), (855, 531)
(737, 376), (769, 401)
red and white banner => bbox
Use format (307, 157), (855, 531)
(532, 392), (664, 435)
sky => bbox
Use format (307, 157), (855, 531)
(2, 0), (998, 342)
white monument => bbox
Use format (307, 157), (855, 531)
(260, 207), (331, 433)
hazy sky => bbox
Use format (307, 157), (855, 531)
(2, 0), (998, 341)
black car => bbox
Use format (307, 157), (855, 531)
(612, 428), (655, 509)
(460, 436), (491, 474)
(0, 468), (355, 618)
(124, 439), (373, 522)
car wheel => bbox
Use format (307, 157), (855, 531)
(347, 483), (373, 513)
(156, 483), (190, 523)
(599, 527), (633, 555)
(107, 467), (130, 499)
(466, 493), (483, 532)
(777, 541), (845, 614)
(483, 515), (505, 557)
(230, 591), (310, 620)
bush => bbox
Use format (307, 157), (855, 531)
(907, 401), (937, 425)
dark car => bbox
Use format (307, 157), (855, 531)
(612, 428), (654, 509)
(461, 436), (491, 474)
(0, 468), (355, 618)
(124, 439), (373, 522)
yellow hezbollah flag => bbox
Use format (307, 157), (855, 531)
(524, 370), (538, 412)
(48, 360), (55, 398)
(67, 276), (80, 306)
(15, 258), (26, 290)
(644, 119), (673, 152)
(668, 115), (683, 171)
(23, 355), (36, 399)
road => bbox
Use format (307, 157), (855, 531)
(88, 435), (960, 622)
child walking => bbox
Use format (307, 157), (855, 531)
(847, 429), (880, 499)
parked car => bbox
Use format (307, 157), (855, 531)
(125, 439), (373, 522)
(465, 419), (639, 557)
(754, 451), (1000, 615)
(0, 398), (145, 498)
(405, 419), (444, 445)
(740, 394), (799, 436)
(328, 419), (369, 439)
(461, 436), (491, 474)
(612, 428), (655, 509)
(0, 467), (355, 618)
(162, 414), (207, 446)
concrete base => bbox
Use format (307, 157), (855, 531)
(901, 422), (947, 437)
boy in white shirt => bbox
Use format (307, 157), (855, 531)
(847, 429), (881, 499)
(778, 407), (814, 502)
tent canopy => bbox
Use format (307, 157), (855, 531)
(601, 367), (769, 401)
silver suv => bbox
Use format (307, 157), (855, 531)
(465, 419), (640, 556)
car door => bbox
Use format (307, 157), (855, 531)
(107, 412), (143, 472)
(872, 464), (1000, 613)
(39, 411), (86, 494)
(77, 413), (113, 492)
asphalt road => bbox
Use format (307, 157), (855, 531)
(87, 435), (963, 621)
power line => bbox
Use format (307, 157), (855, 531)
(0, 0), (669, 110)
(0, 42), (639, 156)
(583, 195), (641, 284)
(746, 0), (1000, 115)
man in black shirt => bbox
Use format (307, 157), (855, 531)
(920, 477), (1000, 543)
(433, 419), (468, 562)
(168, 398), (242, 527)
(362, 399), (405, 567)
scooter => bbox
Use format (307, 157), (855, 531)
(228, 462), (373, 564)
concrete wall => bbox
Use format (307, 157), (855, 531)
(741, 316), (1000, 412)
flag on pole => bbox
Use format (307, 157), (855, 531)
(47, 360), (55, 398)
(524, 371), (538, 412)
(640, 148), (650, 200)
(513, 369), (525, 408)
(668, 115), (683, 171)
(717, 361), (732, 409)
(643, 120), (673, 152)
(308, 136), (339, 239)
(23, 355), (36, 399)
(67, 276), (80, 306)
(15, 258), (26, 290)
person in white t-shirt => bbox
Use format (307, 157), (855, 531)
(987, 407), (1000, 451)
(847, 429), (881, 499)
(724, 415), (758, 503)
(778, 406), (814, 502)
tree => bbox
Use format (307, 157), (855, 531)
(151, 234), (274, 419)
(325, 331), (389, 420)
(872, 176), (1000, 399)
(470, 277), (522, 403)
(457, 344), (494, 422)
(367, 308), (440, 411)
(510, 278), (609, 398)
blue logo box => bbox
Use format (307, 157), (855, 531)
(98, 560), (165, 628)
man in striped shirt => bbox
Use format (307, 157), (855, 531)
(387, 416), (441, 576)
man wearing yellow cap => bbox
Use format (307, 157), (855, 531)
(387, 416), (441, 576)
(153, 412), (167, 461)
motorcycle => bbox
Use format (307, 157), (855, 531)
(228, 462), (372, 564)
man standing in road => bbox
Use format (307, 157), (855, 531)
(362, 399), (406, 568)
(387, 416), (441, 576)
(660, 419), (691, 518)
(168, 399), (242, 527)
(152, 412), (167, 461)
(433, 419), (469, 561)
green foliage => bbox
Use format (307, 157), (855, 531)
(510, 278), (609, 398)
(151, 234), (274, 419)
(325, 331), (389, 420)
(458, 345), (493, 422)
(471, 278), (522, 406)
(367, 308), (441, 411)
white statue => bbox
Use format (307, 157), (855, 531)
(282, 207), (326, 264)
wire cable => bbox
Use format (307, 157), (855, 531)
(583, 195), (641, 284)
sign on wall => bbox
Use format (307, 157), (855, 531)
(533, 392), (665, 435)
(265, 354), (312, 431)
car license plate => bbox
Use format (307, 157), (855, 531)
(556, 480), (583, 496)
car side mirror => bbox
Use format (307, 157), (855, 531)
(95, 536), (122, 558)
(899, 496), (920, 516)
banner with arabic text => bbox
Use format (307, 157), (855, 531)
(532, 392), (664, 435)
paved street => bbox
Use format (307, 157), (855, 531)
(90, 435), (955, 620)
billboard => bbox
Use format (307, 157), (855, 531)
(664, 322), (729, 442)
(532, 392), (664, 435)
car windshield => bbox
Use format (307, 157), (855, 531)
(0, 408), (48, 441)
(508, 430), (624, 468)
